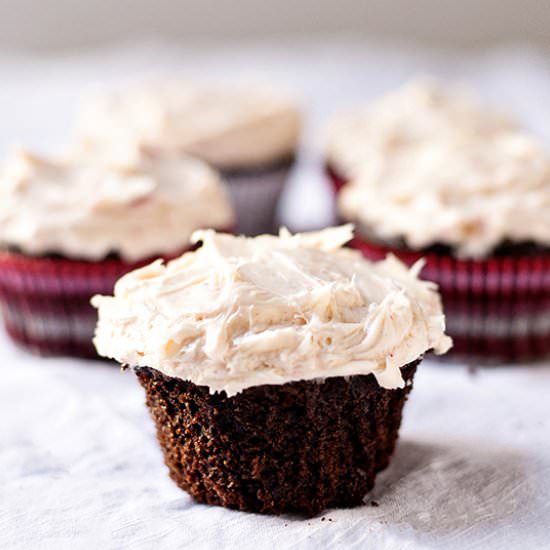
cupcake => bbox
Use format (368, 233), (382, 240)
(339, 101), (550, 362)
(0, 147), (234, 357)
(76, 81), (301, 235)
(92, 225), (451, 515)
(324, 78), (514, 192)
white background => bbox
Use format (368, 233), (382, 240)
(0, 0), (549, 51)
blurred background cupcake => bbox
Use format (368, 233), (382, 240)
(336, 80), (550, 363)
(324, 78), (515, 193)
(92, 225), (451, 515)
(0, 147), (234, 358)
(76, 81), (302, 235)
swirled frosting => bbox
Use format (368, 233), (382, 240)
(77, 81), (301, 170)
(325, 78), (515, 179)
(92, 225), (451, 395)
(0, 147), (234, 261)
(339, 131), (550, 258)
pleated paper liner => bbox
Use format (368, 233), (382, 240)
(325, 163), (349, 194)
(0, 248), (188, 359)
(350, 235), (550, 363)
(222, 158), (294, 236)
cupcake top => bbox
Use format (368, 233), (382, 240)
(92, 225), (451, 396)
(325, 78), (515, 179)
(339, 131), (550, 258)
(77, 81), (301, 170)
(0, 147), (234, 261)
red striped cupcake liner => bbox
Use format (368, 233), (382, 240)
(325, 163), (348, 194)
(223, 160), (294, 235)
(0, 249), (187, 359)
(350, 236), (550, 363)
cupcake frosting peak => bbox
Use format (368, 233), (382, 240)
(0, 147), (234, 261)
(339, 131), (550, 257)
(326, 77), (515, 179)
(92, 226), (451, 395)
(77, 80), (301, 169)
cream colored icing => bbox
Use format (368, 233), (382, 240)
(0, 147), (234, 261)
(92, 225), (451, 395)
(339, 131), (550, 258)
(325, 77), (516, 179)
(77, 81), (301, 170)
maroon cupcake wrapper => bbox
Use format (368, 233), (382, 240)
(350, 236), (550, 363)
(222, 162), (293, 236)
(325, 163), (349, 194)
(0, 249), (188, 358)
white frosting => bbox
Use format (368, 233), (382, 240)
(92, 226), (451, 395)
(339, 131), (550, 257)
(0, 147), (234, 261)
(77, 81), (301, 170)
(325, 78), (516, 179)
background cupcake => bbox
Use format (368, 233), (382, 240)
(92, 225), (451, 515)
(324, 78), (514, 193)
(0, 147), (234, 357)
(77, 81), (302, 235)
(338, 88), (550, 363)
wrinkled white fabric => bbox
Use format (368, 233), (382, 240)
(2, 332), (549, 550)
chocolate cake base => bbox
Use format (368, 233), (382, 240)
(135, 361), (419, 516)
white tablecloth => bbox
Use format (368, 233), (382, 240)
(1, 39), (550, 549)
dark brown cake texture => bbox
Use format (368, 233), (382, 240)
(135, 360), (419, 516)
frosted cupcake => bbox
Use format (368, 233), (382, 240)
(339, 118), (550, 362)
(77, 81), (301, 235)
(0, 148), (234, 357)
(324, 78), (514, 192)
(92, 225), (451, 515)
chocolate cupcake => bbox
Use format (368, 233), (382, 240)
(92, 225), (451, 515)
(77, 81), (301, 235)
(324, 78), (514, 193)
(0, 148), (234, 357)
(337, 84), (550, 362)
